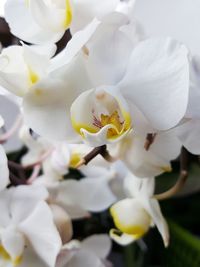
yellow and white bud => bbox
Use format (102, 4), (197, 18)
(110, 198), (151, 239)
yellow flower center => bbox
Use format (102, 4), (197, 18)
(72, 109), (131, 141)
(96, 110), (131, 140)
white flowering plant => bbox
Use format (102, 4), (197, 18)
(0, 0), (200, 266)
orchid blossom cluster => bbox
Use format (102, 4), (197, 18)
(0, 0), (199, 266)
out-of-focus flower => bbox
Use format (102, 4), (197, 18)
(50, 177), (116, 219)
(5, 0), (73, 44)
(0, 185), (62, 267)
(11, 234), (112, 267)
(5, 0), (136, 44)
(58, 234), (112, 267)
(0, 43), (56, 97)
(110, 173), (169, 247)
(20, 126), (116, 218)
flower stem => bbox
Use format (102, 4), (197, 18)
(154, 147), (189, 201)
(76, 145), (116, 168)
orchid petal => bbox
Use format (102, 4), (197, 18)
(110, 230), (136, 246)
(10, 185), (49, 223)
(70, 0), (120, 34)
(1, 228), (25, 262)
(141, 198), (169, 248)
(50, 204), (73, 244)
(85, 12), (132, 86)
(81, 234), (111, 259)
(175, 119), (200, 155)
(24, 53), (91, 141)
(119, 38), (189, 130)
(19, 201), (62, 267)
(68, 249), (104, 267)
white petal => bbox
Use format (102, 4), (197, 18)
(50, 143), (72, 175)
(115, 130), (181, 178)
(57, 178), (116, 214)
(5, 0), (65, 44)
(22, 43), (51, 80)
(30, 0), (67, 32)
(19, 201), (62, 267)
(82, 234), (111, 259)
(85, 12), (132, 86)
(11, 185), (49, 223)
(56, 182), (90, 219)
(50, 18), (100, 71)
(70, 0), (120, 34)
(124, 173), (155, 198)
(68, 249), (104, 267)
(24, 53), (91, 142)
(56, 247), (76, 267)
(119, 38), (189, 130)
(0, 145), (9, 191)
(141, 198), (169, 248)
(109, 230), (136, 246)
(0, 46), (29, 96)
(116, 0), (136, 16)
(1, 228), (25, 261)
(20, 248), (47, 267)
(0, 190), (12, 227)
(186, 56), (200, 119)
(76, 177), (116, 212)
(174, 119), (200, 155)
(50, 204), (73, 244)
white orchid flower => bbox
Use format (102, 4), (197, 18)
(0, 42), (57, 97)
(70, 33), (189, 146)
(5, 0), (73, 44)
(46, 176), (116, 220)
(19, 128), (117, 217)
(57, 234), (112, 267)
(0, 185), (62, 267)
(12, 234), (111, 267)
(110, 173), (169, 247)
(109, 129), (182, 178)
(20, 13), (148, 146)
(5, 0), (136, 44)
